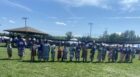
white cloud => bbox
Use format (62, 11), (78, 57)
(55, 21), (67, 26)
(119, 0), (140, 11)
(115, 32), (122, 35)
(9, 20), (15, 24)
(56, 0), (109, 9)
(108, 16), (140, 19)
(2, 0), (32, 12)
(56, 0), (140, 12)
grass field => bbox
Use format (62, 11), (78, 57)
(0, 47), (140, 77)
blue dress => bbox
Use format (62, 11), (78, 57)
(17, 39), (25, 57)
(43, 43), (50, 61)
(38, 43), (43, 60)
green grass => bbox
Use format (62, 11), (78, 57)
(0, 47), (140, 77)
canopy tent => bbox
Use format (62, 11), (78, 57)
(4, 26), (47, 35)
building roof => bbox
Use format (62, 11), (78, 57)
(4, 26), (47, 35)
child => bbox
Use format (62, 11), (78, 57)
(7, 41), (12, 59)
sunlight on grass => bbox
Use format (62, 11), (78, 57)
(0, 47), (140, 77)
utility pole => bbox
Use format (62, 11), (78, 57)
(89, 22), (93, 37)
(22, 17), (28, 27)
(22, 17), (28, 40)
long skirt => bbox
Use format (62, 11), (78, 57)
(97, 53), (102, 62)
(7, 48), (12, 58)
(51, 51), (55, 61)
(38, 50), (43, 60)
(31, 50), (36, 61)
(120, 53), (125, 62)
(62, 51), (68, 60)
(75, 51), (80, 60)
(18, 49), (24, 57)
(57, 51), (62, 60)
(90, 52), (95, 62)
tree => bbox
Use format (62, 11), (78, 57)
(78, 36), (93, 42)
(99, 30), (109, 42)
(120, 30), (136, 42)
(109, 33), (121, 42)
(65, 32), (73, 40)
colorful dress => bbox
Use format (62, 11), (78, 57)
(57, 47), (62, 61)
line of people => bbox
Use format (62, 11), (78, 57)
(6, 38), (140, 63)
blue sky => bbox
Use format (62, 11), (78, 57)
(0, 0), (140, 37)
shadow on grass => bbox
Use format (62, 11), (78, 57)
(0, 58), (133, 64)
(0, 58), (19, 61)
(21, 60), (133, 64)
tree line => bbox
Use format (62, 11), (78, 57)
(1, 30), (140, 43)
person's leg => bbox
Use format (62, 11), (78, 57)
(85, 57), (87, 62)
(78, 57), (80, 62)
(33, 56), (35, 62)
(139, 53), (140, 60)
(119, 53), (122, 62)
(108, 57), (110, 62)
(83, 58), (84, 62)
(130, 54), (133, 63)
(122, 53), (125, 62)
(7, 50), (10, 59)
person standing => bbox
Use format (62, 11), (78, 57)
(112, 46), (119, 62)
(108, 47), (113, 62)
(97, 45), (103, 62)
(139, 50), (140, 60)
(90, 44), (96, 62)
(69, 44), (75, 62)
(57, 46), (62, 61)
(125, 46), (131, 62)
(37, 40), (43, 61)
(51, 44), (56, 62)
(130, 47), (136, 63)
(17, 36), (26, 60)
(120, 46), (126, 62)
(7, 40), (12, 59)
(75, 44), (81, 62)
(82, 44), (88, 62)
(30, 41), (37, 62)
(43, 41), (50, 61)
(102, 46), (107, 62)
(62, 46), (68, 62)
